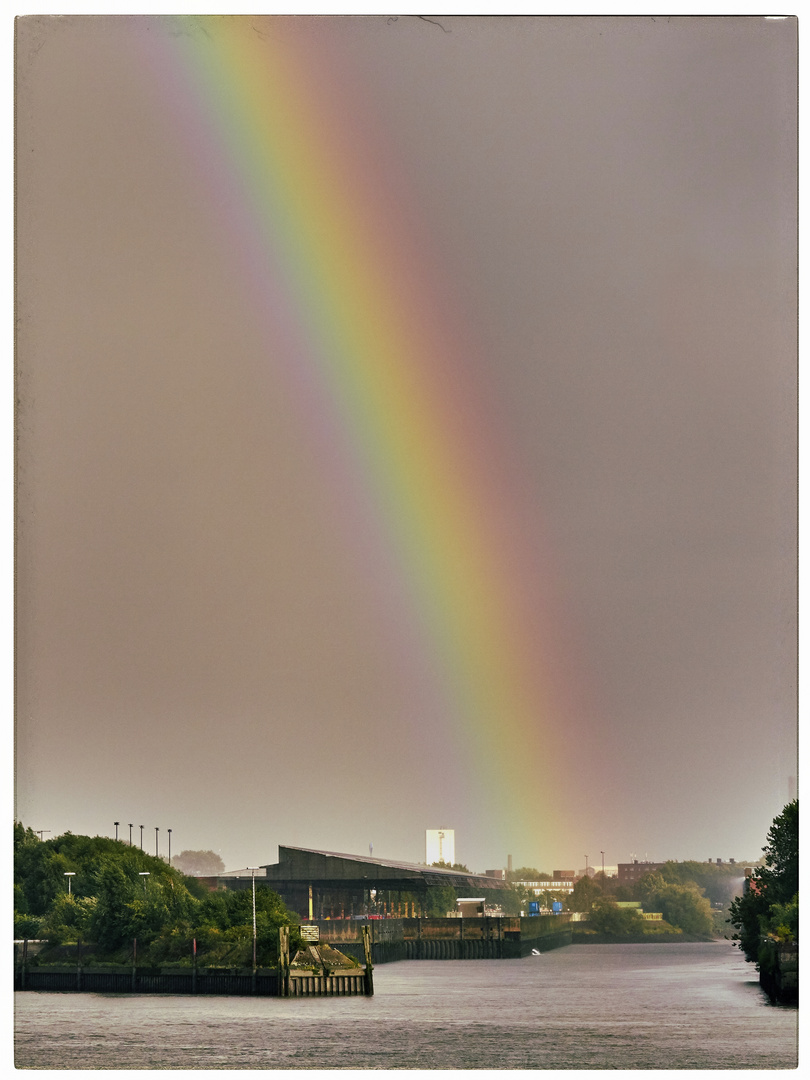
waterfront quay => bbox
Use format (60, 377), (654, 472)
(14, 915), (571, 997)
(318, 914), (573, 963)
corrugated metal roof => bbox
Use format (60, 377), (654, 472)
(263, 842), (507, 885)
(220, 845), (507, 888)
(277, 845), (477, 877)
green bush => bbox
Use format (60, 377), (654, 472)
(588, 897), (644, 936)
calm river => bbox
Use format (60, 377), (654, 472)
(14, 942), (798, 1070)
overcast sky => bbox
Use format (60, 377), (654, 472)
(15, 15), (796, 873)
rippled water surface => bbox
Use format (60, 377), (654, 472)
(14, 942), (797, 1070)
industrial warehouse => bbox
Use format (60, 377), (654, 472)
(215, 845), (509, 920)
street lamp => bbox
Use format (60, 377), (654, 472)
(139, 872), (150, 893)
(601, 851), (605, 878)
(168, 829), (172, 866)
(64, 872), (76, 895)
(128, 824), (133, 846)
(139, 825), (144, 850)
(114, 822), (119, 841)
(585, 855), (589, 876)
(248, 867), (260, 972)
(155, 827), (159, 858)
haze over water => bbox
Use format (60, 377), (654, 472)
(14, 944), (798, 1071)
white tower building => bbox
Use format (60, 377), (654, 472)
(426, 829), (455, 866)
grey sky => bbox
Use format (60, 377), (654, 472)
(15, 15), (796, 872)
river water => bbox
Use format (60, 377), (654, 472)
(13, 942), (798, 1070)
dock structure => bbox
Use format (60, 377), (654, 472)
(15, 918), (571, 997)
(15, 926), (374, 998)
(278, 924), (373, 997)
(317, 915), (572, 963)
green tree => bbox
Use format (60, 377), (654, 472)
(729, 801), (799, 964)
(152, 883), (299, 967)
(637, 871), (713, 937)
(37, 893), (97, 945)
(757, 801), (799, 904)
(588, 897), (644, 936)
(425, 884), (457, 917)
(430, 860), (471, 873)
(762, 896), (798, 944)
(87, 850), (197, 953)
(566, 874), (603, 912)
(14, 825), (302, 968)
(659, 884), (713, 936)
(509, 867), (551, 882)
(656, 860), (750, 907)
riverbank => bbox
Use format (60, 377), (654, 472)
(758, 940), (798, 1004)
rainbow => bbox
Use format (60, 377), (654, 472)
(146, 16), (577, 849)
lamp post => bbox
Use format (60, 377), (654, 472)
(139, 872), (150, 893)
(585, 855), (589, 877)
(155, 827), (159, 858)
(168, 829), (172, 866)
(128, 824), (133, 846)
(248, 868), (260, 972)
(601, 851), (605, 879)
(64, 872), (76, 895)
(139, 825), (144, 849)
(114, 822), (119, 841)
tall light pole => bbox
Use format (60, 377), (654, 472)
(128, 824), (133, 846)
(139, 872), (150, 893)
(36, 830), (50, 841)
(585, 855), (589, 877)
(168, 829), (172, 866)
(114, 822), (119, 841)
(155, 827), (159, 858)
(64, 872), (76, 895)
(139, 825), (144, 849)
(248, 867), (260, 972)
(601, 851), (605, 878)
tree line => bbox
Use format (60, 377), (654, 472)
(433, 857), (751, 936)
(727, 800), (798, 964)
(14, 823), (302, 968)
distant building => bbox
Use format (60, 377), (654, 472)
(485, 869), (505, 880)
(617, 860), (665, 885)
(456, 898), (486, 917)
(514, 877), (576, 897)
(426, 829), (455, 866)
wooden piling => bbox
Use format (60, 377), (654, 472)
(362, 924), (374, 996)
(278, 926), (290, 997)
